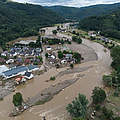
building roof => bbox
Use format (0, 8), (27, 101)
(2, 65), (39, 79)
(0, 65), (9, 75)
(15, 76), (24, 82)
(65, 54), (72, 58)
(46, 47), (52, 51)
(3, 66), (28, 77)
(24, 72), (31, 77)
(16, 40), (36, 45)
(28, 65), (39, 71)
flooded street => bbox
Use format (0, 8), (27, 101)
(0, 25), (112, 120)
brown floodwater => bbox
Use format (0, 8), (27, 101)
(0, 25), (112, 120)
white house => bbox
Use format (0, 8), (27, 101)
(6, 59), (14, 64)
(46, 47), (52, 51)
(61, 60), (67, 64)
(50, 55), (56, 59)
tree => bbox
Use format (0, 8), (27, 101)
(73, 52), (82, 63)
(63, 50), (68, 54)
(33, 61), (38, 65)
(111, 46), (120, 72)
(113, 117), (120, 120)
(103, 71), (120, 88)
(45, 53), (48, 58)
(92, 87), (106, 104)
(1, 0), (7, 2)
(70, 64), (74, 69)
(103, 75), (113, 87)
(37, 56), (43, 63)
(58, 51), (64, 59)
(52, 30), (58, 35)
(90, 36), (95, 40)
(72, 36), (82, 44)
(68, 41), (71, 44)
(37, 35), (41, 42)
(72, 36), (77, 41)
(57, 26), (60, 31)
(29, 42), (36, 48)
(66, 94), (88, 118)
(36, 35), (42, 48)
(50, 76), (56, 81)
(72, 30), (76, 34)
(102, 107), (114, 120)
(13, 92), (23, 107)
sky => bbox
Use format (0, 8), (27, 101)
(12, 0), (120, 7)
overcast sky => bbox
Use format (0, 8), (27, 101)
(12, 0), (120, 7)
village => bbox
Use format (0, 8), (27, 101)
(0, 23), (82, 100)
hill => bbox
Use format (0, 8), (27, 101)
(79, 9), (120, 40)
(46, 3), (120, 20)
(0, 1), (64, 46)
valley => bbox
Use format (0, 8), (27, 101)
(0, 0), (120, 120)
(0, 23), (112, 120)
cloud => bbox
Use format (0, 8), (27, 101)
(12, 0), (120, 7)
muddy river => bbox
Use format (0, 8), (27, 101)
(0, 25), (112, 120)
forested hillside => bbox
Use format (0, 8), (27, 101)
(0, 1), (64, 46)
(47, 3), (120, 20)
(79, 9), (120, 40)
